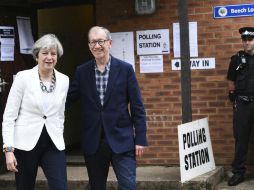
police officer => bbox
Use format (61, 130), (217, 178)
(227, 27), (254, 186)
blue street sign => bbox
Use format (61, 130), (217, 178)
(214, 4), (254, 19)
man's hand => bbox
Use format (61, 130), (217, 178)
(5, 152), (18, 172)
(228, 90), (236, 102)
(135, 145), (145, 157)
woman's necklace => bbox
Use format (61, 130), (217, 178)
(38, 70), (56, 93)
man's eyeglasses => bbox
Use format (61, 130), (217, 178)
(89, 39), (109, 47)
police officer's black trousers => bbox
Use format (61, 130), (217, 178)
(232, 99), (254, 175)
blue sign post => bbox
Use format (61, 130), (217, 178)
(214, 4), (254, 19)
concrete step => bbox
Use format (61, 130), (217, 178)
(0, 166), (223, 190)
(66, 155), (85, 165)
(216, 173), (254, 190)
(216, 180), (254, 190)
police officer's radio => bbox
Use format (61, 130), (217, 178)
(236, 51), (247, 70)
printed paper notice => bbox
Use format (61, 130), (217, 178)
(173, 22), (198, 58)
(0, 26), (15, 61)
(140, 55), (163, 73)
(16, 16), (34, 54)
(110, 32), (135, 71)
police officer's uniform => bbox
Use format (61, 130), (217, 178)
(227, 27), (254, 186)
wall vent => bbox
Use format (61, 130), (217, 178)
(135, 0), (156, 15)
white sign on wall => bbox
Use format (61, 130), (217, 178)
(173, 22), (198, 58)
(171, 58), (215, 70)
(140, 55), (163, 73)
(0, 26), (15, 61)
(110, 32), (135, 71)
(178, 118), (215, 183)
(16, 16), (34, 54)
(136, 29), (169, 55)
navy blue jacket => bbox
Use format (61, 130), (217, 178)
(66, 56), (147, 155)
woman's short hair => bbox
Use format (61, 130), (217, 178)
(31, 34), (63, 60)
(88, 26), (112, 41)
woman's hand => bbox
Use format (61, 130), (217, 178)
(5, 152), (18, 172)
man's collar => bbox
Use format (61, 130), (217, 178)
(94, 56), (111, 70)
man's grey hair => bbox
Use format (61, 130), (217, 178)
(31, 34), (63, 60)
(88, 26), (112, 41)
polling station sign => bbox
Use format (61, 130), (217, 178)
(178, 118), (215, 183)
(136, 29), (169, 55)
(214, 4), (254, 19)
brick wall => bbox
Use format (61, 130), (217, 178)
(95, 0), (254, 167)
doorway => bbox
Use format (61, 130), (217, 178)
(37, 4), (94, 162)
(0, 5), (37, 173)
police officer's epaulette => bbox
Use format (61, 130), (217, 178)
(237, 50), (247, 57)
(230, 51), (242, 59)
(230, 51), (247, 63)
(230, 53), (239, 61)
